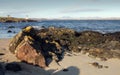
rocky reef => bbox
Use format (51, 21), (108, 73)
(9, 26), (120, 67)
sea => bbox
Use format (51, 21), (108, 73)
(0, 20), (120, 38)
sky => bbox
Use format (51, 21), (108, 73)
(0, 0), (120, 19)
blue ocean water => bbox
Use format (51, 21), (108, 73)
(0, 20), (120, 38)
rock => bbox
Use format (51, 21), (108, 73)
(9, 26), (35, 54)
(90, 62), (99, 67)
(104, 66), (109, 68)
(5, 20), (16, 23)
(5, 62), (22, 72)
(9, 26), (47, 68)
(100, 57), (107, 61)
(8, 26), (15, 28)
(9, 31), (25, 54)
(7, 30), (12, 33)
(90, 62), (104, 69)
(9, 26), (120, 68)
(9, 26), (64, 68)
(16, 36), (46, 68)
(98, 65), (103, 69)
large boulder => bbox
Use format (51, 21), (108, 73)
(9, 26), (36, 54)
(15, 36), (46, 68)
(9, 26), (63, 67)
(9, 26), (47, 67)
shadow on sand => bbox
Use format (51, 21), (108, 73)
(48, 66), (80, 75)
(0, 61), (80, 75)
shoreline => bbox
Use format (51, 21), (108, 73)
(1, 20), (120, 39)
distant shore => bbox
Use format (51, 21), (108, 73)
(0, 17), (37, 23)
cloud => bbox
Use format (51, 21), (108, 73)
(2, 11), (29, 15)
(0, 12), (4, 14)
(61, 8), (103, 13)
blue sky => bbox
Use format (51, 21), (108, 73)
(0, 0), (120, 18)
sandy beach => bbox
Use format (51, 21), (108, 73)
(0, 39), (120, 75)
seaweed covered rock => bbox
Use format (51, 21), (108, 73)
(9, 26), (120, 67)
(37, 27), (120, 59)
(9, 26), (63, 67)
(38, 27), (76, 51)
(78, 31), (105, 46)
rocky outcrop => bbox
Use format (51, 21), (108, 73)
(9, 26), (120, 67)
(9, 26), (63, 68)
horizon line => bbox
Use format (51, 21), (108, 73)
(1, 16), (120, 20)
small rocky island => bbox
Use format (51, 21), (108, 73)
(9, 26), (120, 68)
